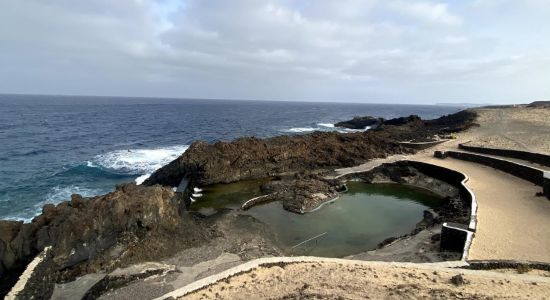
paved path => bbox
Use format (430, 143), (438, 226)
(420, 155), (550, 263)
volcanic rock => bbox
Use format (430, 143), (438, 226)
(0, 184), (211, 298)
(144, 110), (477, 189)
(260, 175), (343, 213)
(334, 116), (383, 129)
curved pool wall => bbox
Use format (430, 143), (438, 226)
(339, 159), (477, 261)
(243, 182), (444, 257)
(190, 159), (479, 261)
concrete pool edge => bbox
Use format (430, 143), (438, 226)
(240, 159), (478, 262)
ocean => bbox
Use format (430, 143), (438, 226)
(0, 94), (462, 221)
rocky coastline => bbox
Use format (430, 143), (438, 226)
(0, 110), (477, 298)
(144, 110), (476, 188)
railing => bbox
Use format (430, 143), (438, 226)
(290, 232), (328, 255)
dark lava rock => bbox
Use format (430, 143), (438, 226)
(334, 116), (383, 129)
(0, 184), (211, 298)
(144, 132), (407, 187)
(424, 110), (478, 133)
(382, 115), (423, 126)
(260, 175), (342, 213)
(527, 101), (550, 107)
(144, 110), (476, 192)
(450, 274), (466, 286)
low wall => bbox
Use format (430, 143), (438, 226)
(445, 151), (545, 186)
(467, 260), (550, 272)
(441, 223), (470, 253)
(339, 160), (477, 260)
(405, 160), (477, 232)
(397, 139), (448, 150)
(459, 141), (550, 167)
(241, 194), (273, 210)
(544, 172), (550, 199)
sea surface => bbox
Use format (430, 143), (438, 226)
(0, 94), (462, 221)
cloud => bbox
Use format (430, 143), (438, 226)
(390, 1), (462, 26)
(0, 0), (548, 103)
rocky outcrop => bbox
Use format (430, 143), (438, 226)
(382, 115), (423, 126)
(259, 175), (344, 214)
(144, 132), (408, 187)
(144, 110), (477, 189)
(527, 101), (550, 108)
(334, 116), (383, 129)
(0, 184), (212, 298)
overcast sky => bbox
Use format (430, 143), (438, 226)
(1, 0), (549, 104)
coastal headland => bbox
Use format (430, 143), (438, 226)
(1, 104), (549, 299)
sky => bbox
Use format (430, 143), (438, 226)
(0, 0), (549, 104)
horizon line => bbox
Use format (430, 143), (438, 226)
(0, 92), (499, 107)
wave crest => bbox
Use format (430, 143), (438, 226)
(90, 145), (189, 175)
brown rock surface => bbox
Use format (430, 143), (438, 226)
(0, 184), (212, 298)
(144, 110), (477, 188)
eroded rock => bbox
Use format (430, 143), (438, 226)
(0, 184), (211, 298)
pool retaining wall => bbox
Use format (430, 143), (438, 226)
(446, 151), (545, 185)
(459, 141), (550, 167)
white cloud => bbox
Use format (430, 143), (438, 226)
(0, 0), (548, 103)
(390, 1), (462, 26)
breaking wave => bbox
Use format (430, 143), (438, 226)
(89, 145), (189, 175)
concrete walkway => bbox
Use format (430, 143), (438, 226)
(419, 155), (550, 263)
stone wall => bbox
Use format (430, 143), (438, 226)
(445, 151), (545, 186)
(405, 160), (477, 232)
(459, 141), (550, 167)
(544, 172), (550, 199)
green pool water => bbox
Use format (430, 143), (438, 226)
(192, 181), (442, 257)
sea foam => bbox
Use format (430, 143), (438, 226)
(5, 185), (106, 223)
(284, 127), (319, 133)
(91, 145), (189, 175)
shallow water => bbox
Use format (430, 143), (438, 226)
(192, 181), (442, 257)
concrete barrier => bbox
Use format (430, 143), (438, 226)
(459, 141), (550, 167)
(445, 151), (545, 186)
(406, 160), (477, 232)
(544, 172), (550, 199)
(441, 222), (473, 260)
(241, 194), (273, 210)
(398, 139), (448, 150)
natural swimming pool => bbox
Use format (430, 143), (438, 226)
(191, 180), (442, 257)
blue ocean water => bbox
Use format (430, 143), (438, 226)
(0, 94), (462, 221)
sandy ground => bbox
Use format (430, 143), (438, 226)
(467, 107), (550, 153)
(181, 260), (550, 299)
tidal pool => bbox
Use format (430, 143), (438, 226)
(192, 181), (442, 257)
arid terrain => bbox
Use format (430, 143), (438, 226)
(2, 105), (549, 299)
